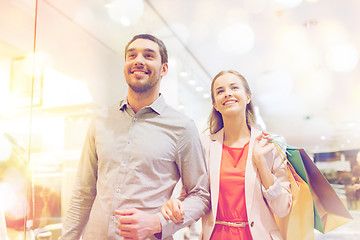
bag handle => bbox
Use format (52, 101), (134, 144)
(272, 142), (295, 170)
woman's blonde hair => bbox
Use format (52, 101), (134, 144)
(208, 70), (257, 134)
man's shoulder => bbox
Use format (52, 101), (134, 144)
(90, 101), (123, 119)
(162, 104), (193, 123)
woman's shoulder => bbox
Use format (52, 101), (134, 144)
(200, 132), (212, 146)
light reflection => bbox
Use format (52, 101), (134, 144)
(170, 23), (189, 44)
(0, 68), (9, 114)
(0, 135), (12, 163)
(108, 0), (144, 26)
(3, 168), (25, 192)
(217, 23), (254, 54)
(325, 43), (359, 72)
(276, 0), (303, 8)
(42, 67), (92, 107)
(0, 182), (16, 213)
(243, 0), (268, 14)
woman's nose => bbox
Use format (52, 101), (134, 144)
(224, 90), (232, 97)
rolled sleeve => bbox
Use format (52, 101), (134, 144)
(262, 175), (282, 201)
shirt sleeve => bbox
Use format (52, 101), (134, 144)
(59, 120), (98, 240)
(159, 119), (211, 239)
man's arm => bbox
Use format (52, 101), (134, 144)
(114, 119), (210, 240)
(59, 121), (98, 240)
(159, 119), (210, 239)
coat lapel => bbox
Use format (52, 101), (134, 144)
(245, 128), (262, 216)
(209, 129), (224, 218)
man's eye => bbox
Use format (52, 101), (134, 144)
(145, 54), (153, 58)
(217, 90), (224, 94)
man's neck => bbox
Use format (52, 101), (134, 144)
(127, 90), (160, 114)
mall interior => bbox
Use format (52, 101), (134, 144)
(0, 0), (359, 239)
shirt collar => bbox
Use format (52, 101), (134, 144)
(119, 94), (166, 115)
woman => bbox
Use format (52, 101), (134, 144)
(161, 70), (292, 240)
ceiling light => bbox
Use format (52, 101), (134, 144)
(196, 86), (203, 92)
(203, 93), (210, 99)
(188, 80), (196, 85)
(179, 71), (188, 77)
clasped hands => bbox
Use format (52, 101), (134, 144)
(114, 208), (161, 240)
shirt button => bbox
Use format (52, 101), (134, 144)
(116, 188), (120, 193)
(133, 117), (137, 122)
(111, 215), (116, 222)
(250, 221), (254, 227)
(121, 162), (126, 167)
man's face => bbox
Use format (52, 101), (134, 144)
(124, 38), (168, 93)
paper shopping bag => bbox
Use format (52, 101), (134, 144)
(287, 148), (353, 233)
(273, 144), (314, 240)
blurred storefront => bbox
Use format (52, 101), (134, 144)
(0, 1), (359, 240)
(0, 1), (211, 239)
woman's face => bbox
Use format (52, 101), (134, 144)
(212, 73), (251, 117)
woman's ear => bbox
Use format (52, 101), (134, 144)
(213, 102), (219, 112)
(247, 94), (252, 104)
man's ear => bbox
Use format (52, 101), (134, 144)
(160, 63), (168, 78)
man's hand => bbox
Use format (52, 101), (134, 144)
(114, 208), (162, 240)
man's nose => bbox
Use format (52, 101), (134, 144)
(134, 54), (145, 66)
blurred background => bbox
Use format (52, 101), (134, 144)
(0, 0), (359, 239)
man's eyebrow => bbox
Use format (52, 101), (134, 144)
(143, 48), (156, 53)
(127, 48), (156, 53)
(215, 86), (224, 91)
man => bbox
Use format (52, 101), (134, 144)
(59, 34), (210, 240)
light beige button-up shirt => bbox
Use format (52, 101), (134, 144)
(60, 95), (210, 240)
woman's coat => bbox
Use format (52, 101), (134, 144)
(200, 127), (292, 240)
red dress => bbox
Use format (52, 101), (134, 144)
(210, 142), (253, 240)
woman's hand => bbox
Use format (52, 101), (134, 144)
(252, 132), (275, 189)
(160, 198), (184, 224)
(252, 132), (275, 167)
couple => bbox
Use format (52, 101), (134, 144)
(60, 34), (292, 240)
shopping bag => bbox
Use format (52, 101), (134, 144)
(273, 143), (314, 240)
(286, 147), (353, 233)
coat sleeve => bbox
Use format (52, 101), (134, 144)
(262, 136), (292, 218)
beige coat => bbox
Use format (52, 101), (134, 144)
(200, 128), (292, 240)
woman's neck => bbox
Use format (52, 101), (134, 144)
(223, 115), (251, 148)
